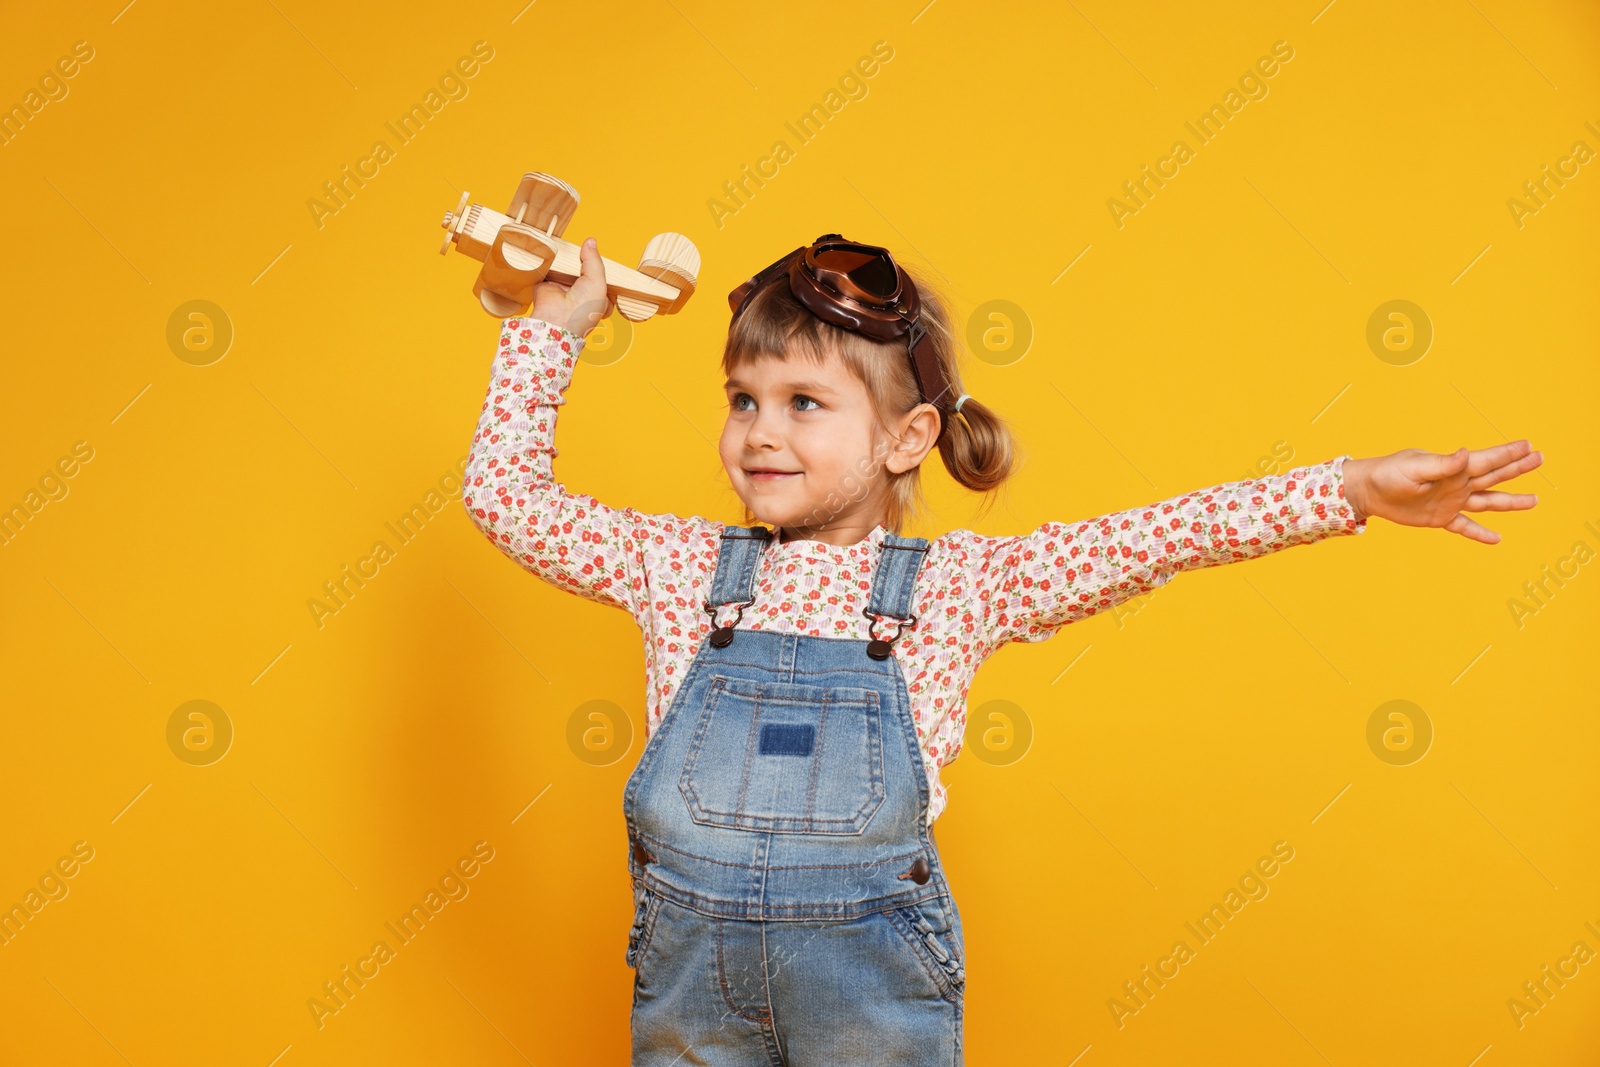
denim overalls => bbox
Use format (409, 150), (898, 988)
(622, 524), (968, 1065)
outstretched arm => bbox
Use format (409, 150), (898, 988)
(965, 455), (1367, 649)
(461, 238), (716, 622)
(966, 441), (1542, 650)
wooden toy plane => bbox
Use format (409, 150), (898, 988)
(438, 172), (699, 321)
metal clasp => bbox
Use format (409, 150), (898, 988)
(705, 598), (755, 628)
(705, 598), (756, 647)
(863, 607), (917, 660)
(862, 606), (916, 643)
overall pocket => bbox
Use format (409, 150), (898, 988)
(624, 883), (665, 970)
(886, 897), (967, 1001)
(678, 674), (886, 834)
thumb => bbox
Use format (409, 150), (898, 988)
(1418, 446), (1468, 481)
(577, 236), (607, 296)
(566, 237), (610, 335)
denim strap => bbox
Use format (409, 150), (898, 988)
(707, 525), (929, 620)
(865, 533), (931, 621)
(706, 525), (773, 607)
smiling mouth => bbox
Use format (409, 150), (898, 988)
(745, 469), (800, 481)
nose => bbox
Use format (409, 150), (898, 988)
(743, 404), (783, 450)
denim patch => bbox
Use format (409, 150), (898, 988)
(758, 723), (815, 757)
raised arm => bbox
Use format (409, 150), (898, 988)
(462, 315), (714, 622)
(961, 456), (1366, 650)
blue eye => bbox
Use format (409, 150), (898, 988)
(728, 393), (822, 412)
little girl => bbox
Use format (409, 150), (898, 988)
(463, 234), (1540, 1065)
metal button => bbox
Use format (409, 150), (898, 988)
(709, 626), (734, 647)
(907, 857), (930, 884)
(633, 839), (653, 866)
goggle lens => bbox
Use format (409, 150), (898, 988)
(814, 244), (898, 300)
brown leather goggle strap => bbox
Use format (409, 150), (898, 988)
(728, 242), (810, 318)
(906, 321), (955, 442)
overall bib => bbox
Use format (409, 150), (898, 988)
(622, 525), (967, 1066)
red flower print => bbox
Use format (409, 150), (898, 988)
(461, 318), (1361, 829)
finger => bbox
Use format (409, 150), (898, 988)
(1464, 490), (1539, 512)
(1469, 447), (1542, 490)
(1446, 512), (1501, 545)
(1413, 446), (1469, 482)
(1465, 439), (1532, 478)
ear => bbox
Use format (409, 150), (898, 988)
(884, 402), (943, 474)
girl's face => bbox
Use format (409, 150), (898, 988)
(718, 347), (937, 545)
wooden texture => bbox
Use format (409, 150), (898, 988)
(439, 172), (699, 321)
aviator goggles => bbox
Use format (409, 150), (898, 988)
(728, 234), (959, 440)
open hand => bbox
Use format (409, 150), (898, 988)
(1342, 441), (1542, 544)
(529, 236), (613, 340)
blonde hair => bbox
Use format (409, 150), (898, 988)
(720, 263), (1017, 534)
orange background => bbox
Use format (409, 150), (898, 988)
(1, 1), (1596, 1064)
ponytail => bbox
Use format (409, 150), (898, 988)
(936, 393), (1014, 497)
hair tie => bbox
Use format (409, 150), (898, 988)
(953, 393), (972, 414)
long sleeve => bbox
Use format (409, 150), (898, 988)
(961, 455), (1368, 650)
(461, 316), (715, 624)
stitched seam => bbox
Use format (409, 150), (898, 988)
(684, 811), (873, 832)
(866, 691), (885, 821)
(715, 688), (874, 706)
(804, 692), (828, 828)
(734, 689), (760, 817)
(694, 632), (927, 651)
(886, 906), (958, 1001)
(633, 893), (665, 969)
(642, 873), (941, 916)
(696, 663), (900, 683)
(944, 982), (962, 1066)
(676, 677), (726, 817)
(758, 918), (781, 1062)
(636, 832), (925, 870)
(716, 918), (768, 1023)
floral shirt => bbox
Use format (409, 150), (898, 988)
(464, 317), (1368, 826)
